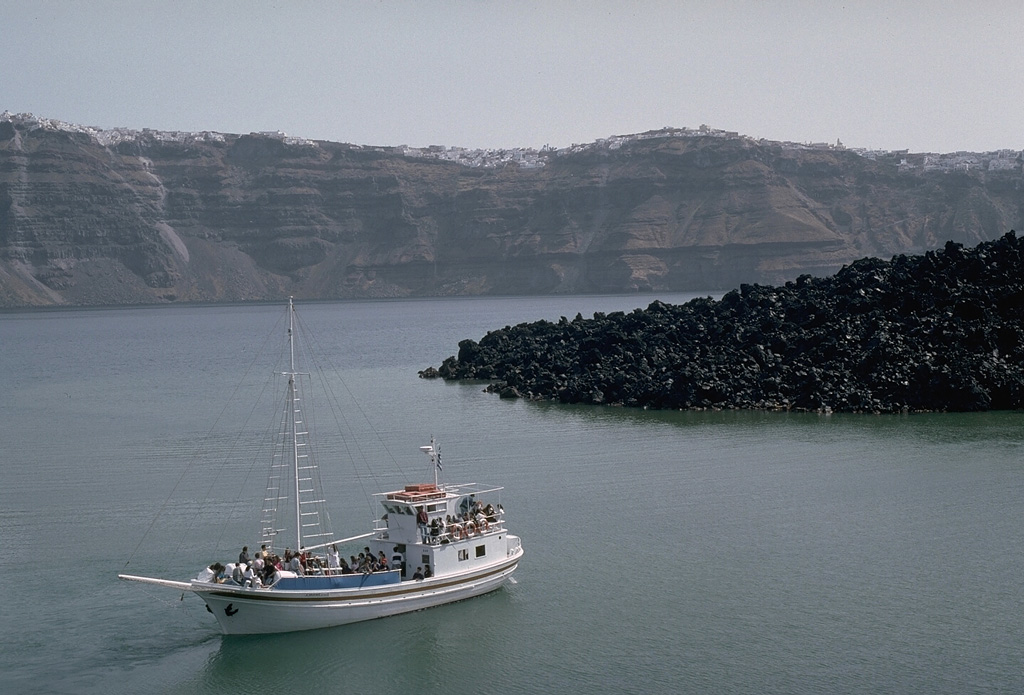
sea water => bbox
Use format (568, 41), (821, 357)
(1, 295), (1022, 694)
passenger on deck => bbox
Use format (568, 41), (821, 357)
(238, 546), (251, 565)
(231, 563), (245, 585)
(339, 558), (353, 574)
(412, 567), (424, 580)
(197, 563), (217, 582)
(327, 544), (340, 572)
(416, 506), (429, 543)
(260, 556), (276, 583)
(423, 565), (433, 578)
(270, 553), (283, 571)
(377, 551), (389, 570)
(243, 563), (261, 588)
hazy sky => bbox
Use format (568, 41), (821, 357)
(4, 1), (1022, 153)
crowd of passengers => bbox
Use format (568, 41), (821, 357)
(199, 500), (503, 587)
(202, 543), (432, 588)
(417, 501), (501, 544)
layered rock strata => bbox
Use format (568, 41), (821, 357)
(2, 114), (1022, 307)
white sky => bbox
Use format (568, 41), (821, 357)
(3, 1), (1022, 153)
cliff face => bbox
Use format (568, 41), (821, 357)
(1, 117), (1021, 306)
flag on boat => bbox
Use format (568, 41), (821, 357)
(420, 442), (441, 470)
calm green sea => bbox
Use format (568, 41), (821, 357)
(2, 295), (1022, 694)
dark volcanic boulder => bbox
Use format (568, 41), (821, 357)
(432, 232), (1024, 413)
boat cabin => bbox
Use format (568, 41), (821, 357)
(370, 482), (507, 579)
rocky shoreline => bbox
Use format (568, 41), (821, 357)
(424, 232), (1024, 413)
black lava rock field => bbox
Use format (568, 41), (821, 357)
(426, 232), (1024, 413)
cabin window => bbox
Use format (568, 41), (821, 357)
(427, 503), (444, 513)
(421, 554), (430, 564)
(458, 549), (469, 561)
(475, 545), (486, 558)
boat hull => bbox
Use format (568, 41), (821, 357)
(195, 549), (522, 634)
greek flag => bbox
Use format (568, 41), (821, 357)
(436, 449), (443, 471)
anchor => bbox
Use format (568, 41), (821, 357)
(224, 603), (238, 616)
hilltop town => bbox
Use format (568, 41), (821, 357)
(3, 111), (1020, 174)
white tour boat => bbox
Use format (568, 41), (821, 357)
(119, 299), (523, 635)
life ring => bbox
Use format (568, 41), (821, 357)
(466, 521), (477, 535)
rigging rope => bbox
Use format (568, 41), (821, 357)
(122, 308), (287, 569)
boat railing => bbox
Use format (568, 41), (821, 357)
(370, 516), (508, 544)
(424, 516), (506, 545)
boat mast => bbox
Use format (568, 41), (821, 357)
(420, 436), (441, 488)
(288, 297), (302, 552)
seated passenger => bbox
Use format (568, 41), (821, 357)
(412, 566), (425, 580)
(243, 563), (261, 588)
(195, 564), (217, 583)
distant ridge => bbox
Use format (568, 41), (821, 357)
(3, 111), (1018, 169)
(1, 112), (1022, 307)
